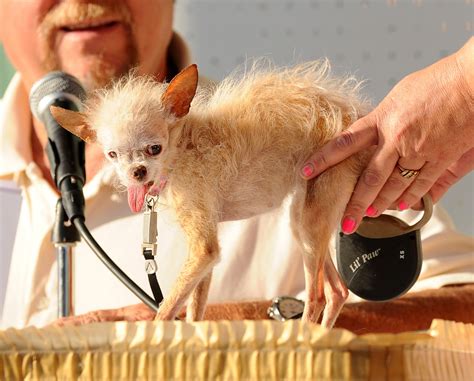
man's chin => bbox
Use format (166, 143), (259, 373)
(56, 57), (133, 91)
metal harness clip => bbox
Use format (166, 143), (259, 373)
(142, 194), (158, 273)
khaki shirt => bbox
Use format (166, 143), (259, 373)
(1, 35), (473, 329)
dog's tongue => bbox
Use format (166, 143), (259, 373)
(127, 184), (148, 213)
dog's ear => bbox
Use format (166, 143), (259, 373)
(162, 64), (198, 118)
(50, 106), (96, 144)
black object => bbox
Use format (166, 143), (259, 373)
(29, 72), (87, 221)
(52, 199), (81, 244)
(144, 251), (164, 305)
(337, 195), (433, 301)
(30, 72), (87, 317)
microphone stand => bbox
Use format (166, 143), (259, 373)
(52, 199), (79, 318)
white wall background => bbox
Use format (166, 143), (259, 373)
(174, 0), (473, 235)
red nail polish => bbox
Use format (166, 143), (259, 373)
(366, 205), (377, 217)
(398, 201), (409, 211)
(342, 217), (356, 234)
(302, 163), (314, 177)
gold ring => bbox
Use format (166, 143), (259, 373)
(397, 165), (420, 179)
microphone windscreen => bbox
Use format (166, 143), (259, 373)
(29, 71), (86, 121)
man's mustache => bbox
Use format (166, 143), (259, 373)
(39, 1), (132, 34)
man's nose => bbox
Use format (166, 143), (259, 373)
(132, 165), (147, 181)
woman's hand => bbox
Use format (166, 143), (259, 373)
(301, 38), (473, 234)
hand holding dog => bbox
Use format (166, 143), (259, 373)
(301, 38), (474, 234)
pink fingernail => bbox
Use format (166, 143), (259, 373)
(366, 205), (377, 217)
(342, 216), (356, 234)
(398, 201), (409, 211)
(301, 163), (314, 178)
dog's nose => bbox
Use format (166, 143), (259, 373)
(132, 165), (147, 181)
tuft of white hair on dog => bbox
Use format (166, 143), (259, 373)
(193, 58), (368, 138)
(84, 71), (170, 147)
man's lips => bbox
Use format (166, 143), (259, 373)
(57, 20), (126, 46)
(60, 19), (121, 33)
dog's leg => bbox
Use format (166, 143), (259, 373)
(321, 255), (349, 328)
(186, 270), (213, 322)
(155, 235), (218, 320)
(290, 184), (327, 323)
(155, 203), (219, 321)
(291, 161), (357, 327)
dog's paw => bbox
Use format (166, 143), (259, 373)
(154, 310), (176, 321)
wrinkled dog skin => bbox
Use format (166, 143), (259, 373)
(52, 61), (369, 327)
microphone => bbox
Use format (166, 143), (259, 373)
(29, 72), (87, 220)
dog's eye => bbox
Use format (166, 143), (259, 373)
(107, 151), (117, 159)
(146, 144), (162, 156)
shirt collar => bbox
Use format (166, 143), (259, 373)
(0, 32), (192, 184)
